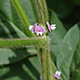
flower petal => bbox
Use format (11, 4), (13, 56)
(29, 25), (33, 30)
(35, 26), (46, 34)
(36, 32), (42, 36)
(40, 26), (46, 33)
(51, 24), (56, 30)
(53, 74), (61, 79)
(55, 70), (61, 76)
(35, 26), (40, 33)
(58, 71), (61, 76)
(55, 71), (59, 75)
(32, 23), (37, 33)
(46, 22), (51, 32)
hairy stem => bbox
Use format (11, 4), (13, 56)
(37, 40), (52, 80)
(11, 0), (35, 37)
(34, 0), (49, 25)
(40, 48), (47, 80)
(0, 37), (48, 48)
(46, 48), (52, 80)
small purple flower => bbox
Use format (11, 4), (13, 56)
(53, 71), (61, 79)
(29, 23), (37, 33)
(29, 23), (46, 36)
(32, 23), (37, 33)
(35, 26), (46, 36)
(46, 22), (56, 32)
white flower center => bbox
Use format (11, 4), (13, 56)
(37, 32), (42, 36)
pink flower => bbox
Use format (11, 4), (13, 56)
(29, 23), (37, 33)
(29, 23), (46, 36)
(53, 71), (61, 79)
(35, 26), (46, 36)
(29, 22), (56, 36)
(46, 22), (56, 32)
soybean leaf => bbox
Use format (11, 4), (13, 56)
(70, 39), (80, 73)
(0, 0), (24, 31)
(0, 0), (37, 34)
(0, 56), (41, 80)
(0, 48), (36, 65)
(57, 24), (79, 80)
(70, 23), (80, 79)
(0, 20), (13, 38)
(49, 10), (66, 61)
(19, 0), (38, 24)
(0, 20), (27, 38)
(70, 41), (80, 80)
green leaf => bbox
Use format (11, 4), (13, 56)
(70, 39), (80, 73)
(57, 24), (79, 80)
(8, 21), (28, 38)
(70, 56), (76, 72)
(49, 10), (66, 61)
(0, 20), (13, 38)
(0, 0), (37, 35)
(0, 48), (36, 65)
(70, 23), (80, 76)
(0, 20), (27, 38)
(0, 0), (24, 31)
(0, 56), (41, 80)
(0, 12), (27, 37)
(11, 0), (35, 37)
(19, 0), (37, 24)
(0, 0), (36, 24)
(0, 0), (12, 20)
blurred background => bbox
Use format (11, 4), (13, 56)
(46, 0), (80, 30)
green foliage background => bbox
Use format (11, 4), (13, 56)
(0, 0), (80, 80)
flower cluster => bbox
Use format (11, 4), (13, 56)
(29, 22), (56, 36)
(53, 70), (61, 79)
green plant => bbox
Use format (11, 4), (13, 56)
(0, 0), (80, 80)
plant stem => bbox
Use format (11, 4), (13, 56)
(46, 47), (52, 80)
(40, 48), (47, 80)
(37, 40), (52, 80)
(33, 0), (49, 25)
(0, 37), (48, 48)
